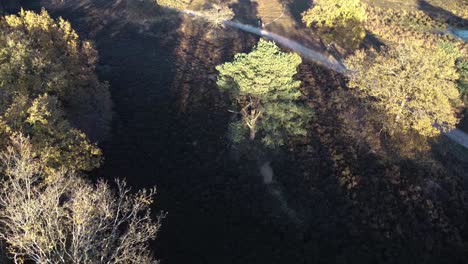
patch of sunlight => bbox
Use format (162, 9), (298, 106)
(362, 0), (467, 18)
(256, 0), (289, 27)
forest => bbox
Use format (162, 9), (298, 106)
(0, 0), (467, 263)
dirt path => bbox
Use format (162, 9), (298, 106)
(255, 0), (324, 51)
(256, 0), (287, 26)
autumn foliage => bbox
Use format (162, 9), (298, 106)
(0, 9), (112, 171)
(302, 0), (367, 48)
(346, 43), (462, 137)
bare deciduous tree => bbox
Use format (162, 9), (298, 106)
(0, 135), (165, 264)
(200, 3), (234, 28)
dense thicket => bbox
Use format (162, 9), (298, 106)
(1, 1), (464, 263)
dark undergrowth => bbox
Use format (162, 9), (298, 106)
(18, 0), (468, 263)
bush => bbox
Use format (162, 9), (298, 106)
(302, 0), (367, 48)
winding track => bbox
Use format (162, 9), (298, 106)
(181, 9), (346, 73)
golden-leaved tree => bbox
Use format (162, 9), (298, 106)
(155, 0), (191, 9)
(0, 9), (112, 171)
(302, 0), (367, 48)
(346, 44), (463, 137)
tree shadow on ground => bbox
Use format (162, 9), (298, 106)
(459, 117), (468, 132)
(281, 0), (312, 24)
(14, 0), (468, 263)
(291, 62), (468, 263)
(38, 0), (334, 263)
(361, 30), (386, 51)
(2, 0), (41, 13)
(417, 0), (468, 28)
(230, 0), (259, 24)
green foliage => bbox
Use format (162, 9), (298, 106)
(456, 58), (468, 99)
(0, 9), (111, 171)
(438, 41), (468, 102)
(217, 39), (312, 147)
(0, 94), (102, 173)
(227, 120), (248, 145)
(302, 0), (367, 48)
(217, 39), (302, 98)
(261, 102), (312, 146)
(346, 44), (462, 137)
(27, 94), (102, 171)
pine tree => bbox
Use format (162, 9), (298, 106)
(216, 39), (312, 147)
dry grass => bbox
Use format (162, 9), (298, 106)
(362, 0), (468, 19)
(256, 0), (287, 25)
(362, 0), (419, 11)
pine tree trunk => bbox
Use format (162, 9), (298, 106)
(249, 127), (256, 141)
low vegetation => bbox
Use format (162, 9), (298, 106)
(0, 0), (467, 263)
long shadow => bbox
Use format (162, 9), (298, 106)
(417, 0), (468, 28)
(0, 0), (21, 13)
(230, 0), (259, 25)
(283, 0), (312, 23)
(293, 62), (468, 263)
(361, 30), (386, 51)
(15, 0), (468, 263)
(38, 0), (331, 263)
(459, 116), (468, 132)
(5, 0), (46, 13)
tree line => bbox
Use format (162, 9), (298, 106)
(0, 9), (164, 263)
